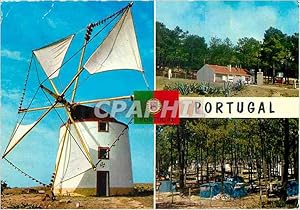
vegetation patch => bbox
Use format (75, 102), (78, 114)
(133, 183), (153, 196)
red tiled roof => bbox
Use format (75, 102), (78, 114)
(206, 64), (251, 76)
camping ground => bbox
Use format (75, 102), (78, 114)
(156, 119), (299, 209)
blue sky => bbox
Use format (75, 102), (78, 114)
(1, 1), (154, 186)
(157, 0), (298, 44)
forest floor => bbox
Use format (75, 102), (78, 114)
(156, 76), (299, 97)
(155, 192), (297, 209)
(1, 184), (153, 209)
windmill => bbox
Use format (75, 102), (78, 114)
(2, 2), (150, 196)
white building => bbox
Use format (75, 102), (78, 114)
(197, 64), (253, 83)
(53, 105), (133, 196)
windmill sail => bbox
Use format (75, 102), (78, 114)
(33, 34), (74, 79)
(3, 121), (37, 158)
(84, 8), (143, 74)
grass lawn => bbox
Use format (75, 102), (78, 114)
(156, 76), (299, 97)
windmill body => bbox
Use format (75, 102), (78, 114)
(53, 105), (133, 196)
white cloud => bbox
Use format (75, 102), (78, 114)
(42, 3), (54, 19)
(0, 99), (61, 187)
(157, 1), (298, 44)
(1, 49), (26, 61)
(1, 89), (21, 102)
(278, 6), (299, 35)
(46, 18), (56, 29)
(0, 9), (3, 24)
(5, 7), (12, 18)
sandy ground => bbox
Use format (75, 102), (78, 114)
(232, 84), (299, 97)
(1, 188), (153, 209)
(156, 192), (263, 209)
(155, 192), (298, 209)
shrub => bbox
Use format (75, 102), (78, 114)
(164, 82), (223, 96)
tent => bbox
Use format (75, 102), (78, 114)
(287, 180), (298, 197)
(158, 180), (176, 192)
(199, 181), (247, 198)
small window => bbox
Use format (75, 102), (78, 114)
(98, 121), (109, 132)
(98, 147), (109, 159)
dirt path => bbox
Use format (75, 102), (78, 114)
(234, 85), (299, 97)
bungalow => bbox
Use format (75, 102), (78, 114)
(197, 64), (253, 84)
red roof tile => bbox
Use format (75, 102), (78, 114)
(207, 64), (251, 76)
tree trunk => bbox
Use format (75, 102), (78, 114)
(235, 144), (238, 176)
(200, 145), (203, 184)
(177, 125), (184, 193)
(257, 157), (263, 208)
(221, 137), (225, 194)
(258, 121), (268, 195)
(272, 63), (276, 84)
(248, 138), (252, 183)
(230, 139), (233, 176)
(206, 141), (209, 182)
(185, 130), (188, 186)
(294, 135), (298, 181)
(284, 62), (288, 84)
(196, 144), (199, 185)
(213, 140), (217, 180)
(268, 161), (272, 182)
(170, 133), (174, 203)
(281, 118), (290, 200)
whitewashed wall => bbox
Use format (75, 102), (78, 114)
(197, 64), (215, 82)
(53, 120), (133, 193)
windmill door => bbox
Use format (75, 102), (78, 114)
(96, 171), (109, 196)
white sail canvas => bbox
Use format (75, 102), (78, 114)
(84, 8), (143, 74)
(33, 35), (74, 79)
(3, 121), (37, 158)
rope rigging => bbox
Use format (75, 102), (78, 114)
(16, 2), (148, 117)
(65, 6), (131, 99)
(35, 58), (93, 169)
(17, 3), (131, 112)
(4, 2), (141, 187)
(40, 3), (131, 83)
(65, 5), (150, 99)
(3, 57), (42, 158)
(8, 3), (131, 148)
(18, 54), (33, 112)
(39, 84), (93, 168)
(35, 55), (129, 186)
(3, 158), (48, 187)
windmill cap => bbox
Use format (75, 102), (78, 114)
(60, 105), (128, 128)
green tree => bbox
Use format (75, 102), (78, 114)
(182, 34), (207, 70)
(236, 37), (261, 70)
(284, 33), (298, 81)
(208, 37), (237, 66)
(260, 27), (287, 83)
